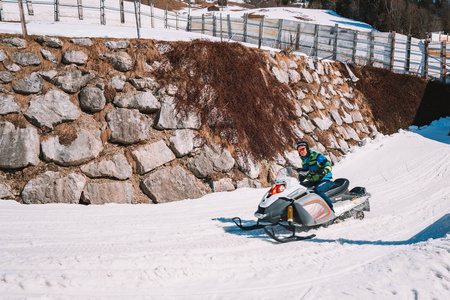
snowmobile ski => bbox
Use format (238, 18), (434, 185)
(264, 226), (316, 243)
(232, 217), (268, 231)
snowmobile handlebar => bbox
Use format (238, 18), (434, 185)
(297, 169), (325, 176)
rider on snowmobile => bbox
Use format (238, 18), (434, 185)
(297, 141), (335, 212)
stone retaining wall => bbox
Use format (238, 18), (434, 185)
(0, 35), (378, 204)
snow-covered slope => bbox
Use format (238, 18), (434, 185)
(1, 118), (449, 299)
(0, 0), (375, 35)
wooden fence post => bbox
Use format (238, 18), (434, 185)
(442, 41), (447, 83)
(405, 34), (411, 73)
(213, 14), (216, 37)
(243, 13), (248, 43)
(151, 4), (154, 28)
(134, 0), (140, 38)
(18, 0), (28, 37)
(276, 19), (283, 49)
(295, 23), (301, 50)
(389, 31), (396, 71)
(220, 13), (223, 42)
(258, 17), (264, 49)
(352, 31), (357, 63)
(164, 5), (167, 28)
(77, 0), (83, 20)
(26, 0), (33, 15)
(100, 0), (105, 25)
(313, 24), (319, 57)
(332, 24), (338, 60)
(227, 15), (232, 39)
(201, 14), (205, 34)
(54, 0), (59, 22)
(423, 39), (429, 79)
(369, 30), (375, 66)
(138, 0), (141, 28)
(120, 0), (124, 23)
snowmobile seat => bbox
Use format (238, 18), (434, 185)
(325, 178), (349, 198)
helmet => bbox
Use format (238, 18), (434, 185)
(296, 141), (309, 151)
(296, 141), (310, 157)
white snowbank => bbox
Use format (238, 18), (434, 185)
(1, 119), (449, 299)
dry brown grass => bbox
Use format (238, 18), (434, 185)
(1, 113), (29, 128)
(54, 123), (79, 146)
(155, 40), (298, 160)
(351, 66), (428, 134)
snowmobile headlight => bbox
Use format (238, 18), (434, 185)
(268, 183), (286, 196)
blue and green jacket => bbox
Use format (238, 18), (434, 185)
(301, 150), (333, 183)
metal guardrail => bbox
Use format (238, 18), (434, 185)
(0, 0), (448, 83)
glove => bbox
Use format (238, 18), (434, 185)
(298, 174), (306, 183)
(297, 169), (308, 183)
(310, 169), (325, 176)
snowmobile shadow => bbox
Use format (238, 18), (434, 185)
(306, 214), (450, 246)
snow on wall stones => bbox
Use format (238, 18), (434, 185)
(0, 36), (378, 204)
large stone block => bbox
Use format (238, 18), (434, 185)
(41, 129), (103, 166)
(103, 52), (134, 72)
(0, 94), (20, 115)
(140, 166), (210, 203)
(155, 96), (201, 130)
(82, 181), (135, 204)
(236, 152), (260, 180)
(79, 86), (106, 113)
(113, 91), (160, 113)
(52, 68), (95, 94)
(35, 36), (63, 48)
(0, 122), (40, 169)
(312, 113), (333, 131)
(210, 178), (235, 193)
(169, 129), (196, 157)
(22, 171), (86, 204)
(0, 182), (14, 199)
(25, 90), (80, 129)
(12, 52), (41, 66)
(272, 66), (289, 84)
(131, 140), (176, 174)
(12, 72), (44, 94)
(81, 154), (132, 180)
(62, 50), (89, 65)
(106, 108), (152, 145)
(0, 71), (14, 83)
(188, 144), (235, 178)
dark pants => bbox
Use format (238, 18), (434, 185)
(302, 180), (334, 211)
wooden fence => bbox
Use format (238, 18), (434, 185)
(189, 14), (449, 84)
(0, 0), (448, 83)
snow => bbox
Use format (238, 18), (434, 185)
(0, 0), (375, 40)
(1, 3), (449, 299)
(1, 118), (449, 299)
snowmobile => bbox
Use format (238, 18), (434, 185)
(233, 166), (370, 243)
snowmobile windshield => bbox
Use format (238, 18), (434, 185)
(276, 166), (299, 180)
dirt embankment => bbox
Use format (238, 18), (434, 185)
(348, 66), (450, 135)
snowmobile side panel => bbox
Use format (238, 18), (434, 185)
(293, 193), (336, 226)
(255, 198), (291, 224)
